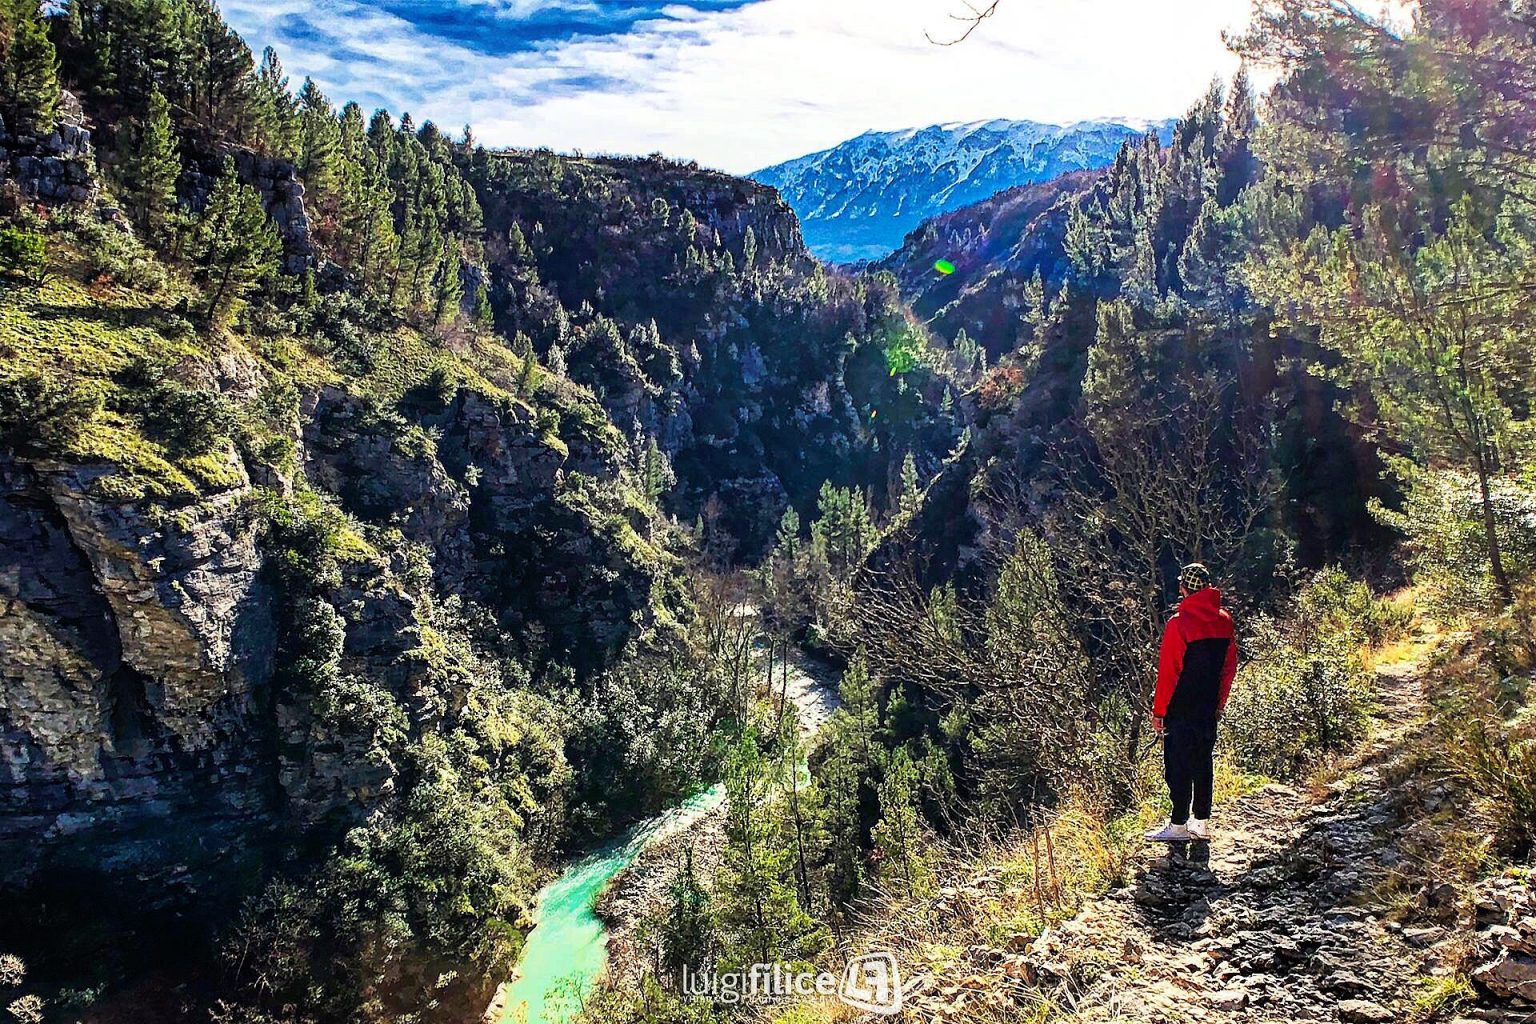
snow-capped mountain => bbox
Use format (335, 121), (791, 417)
(751, 117), (1176, 263)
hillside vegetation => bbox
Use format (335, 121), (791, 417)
(0, 0), (1533, 1023)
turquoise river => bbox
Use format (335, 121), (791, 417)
(491, 645), (837, 1024)
(494, 784), (727, 1024)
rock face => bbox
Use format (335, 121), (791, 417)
(181, 149), (316, 274)
(0, 374), (665, 893)
(0, 456), (275, 890)
(475, 151), (956, 561)
(0, 117), (97, 204)
(1470, 873), (1536, 1003)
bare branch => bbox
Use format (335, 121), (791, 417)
(925, 0), (1000, 46)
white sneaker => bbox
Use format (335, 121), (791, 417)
(1188, 819), (1209, 840)
(1144, 821), (1192, 842)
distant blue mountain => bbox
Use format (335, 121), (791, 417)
(751, 117), (1176, 263)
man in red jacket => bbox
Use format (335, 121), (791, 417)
(1145, 563), (1238, 842)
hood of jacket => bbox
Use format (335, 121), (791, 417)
(1178, 586), (1226, 625)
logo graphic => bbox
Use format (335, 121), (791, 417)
(839, 951), (902, 1015)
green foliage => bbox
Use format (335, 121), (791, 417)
(54, 206), (171, 292)
(227, 737), (533, 1022)
(0, 368), (103, 453)
(114, 86), (181, 237)
(641, 846), (715, 982)
(0, 226), (46, 283)
(810, 482), (874, 578)
(1, 0), (61, 135)
(870, 747), (931, 897)
(258, 487), (375, 593)
(1373, 465), (1536, 618)
(881, 326), (922, 377)
(1222, 569), (1407, 780)
(113, 357), (238, 457)
(190, 159), (282, 324)
(714, 731), (827, 969)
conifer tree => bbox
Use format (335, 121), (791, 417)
(191, 159), (281, 323)
(253, 47), (297, 157)
(116, 85), (180, 237)
(297, 78), (340, 205)
(2, 0), (61, 135)
(871, 748), (930, 898)
(432, 247), (462, 324)
(640, 438), (673, 502)
(773, 506), (801, 563)
(656, 846), (714, 980)
(1216, 65), (1259, 204)
(897, 452), (921, 518)
(184, 0), (252, 131)
(714, 732), (826, 968)
(810, 482), (874, 577)
(516, 350), (540, 398)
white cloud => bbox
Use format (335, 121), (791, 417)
(222, 0), (1260, 174)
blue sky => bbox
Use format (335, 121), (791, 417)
(220, 0), (1261, 173)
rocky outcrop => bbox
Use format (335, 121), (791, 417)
(178, 149), (315, 274)
(0, 456), (274, 890)
(0, 361), (671, 892)
(0, 117), (97, 204)
(1469, 873), (1536, 1004)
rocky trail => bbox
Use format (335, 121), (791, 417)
(907, 637), (1536, 1024)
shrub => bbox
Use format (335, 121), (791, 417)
(0, 369), (104, 453)
(1222, 568), (1406, 780)
(113, 358), (238, 457)
(1223, 632), (1368, 779)
(1373, 465), (1536, 617)
(0, 227), (46, 283)
(54, 208), (171, 293)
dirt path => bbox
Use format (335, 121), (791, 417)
(967, 639), (1487, 1024)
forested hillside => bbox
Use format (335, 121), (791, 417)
(0, 0), (956, 1020)
(1, 0), (1534, 1023)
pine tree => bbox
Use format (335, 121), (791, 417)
(184, 0), (252, 132)
(871, 748), (930, 898)
(773, 506), (801, 563)
(191, 159), (281, 323)
(714, 732), (826, 969)
(473, 284), (493, 328)
(897, 452), (921, 517)
(432, 246), (462, 324)
(656, 846), (714, 980)
(1216, 65), (1259, 204)
(810, 482), (874, 577)
(116, 85), (180, 237)
(297, 78), (340, 205)
(516, 351), (540, 397)
(2, 0), (61, 135)
(253, 46), (297, 157)
(641, 438), (673, 502)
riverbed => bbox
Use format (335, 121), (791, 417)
(486, 645), (839, 1024)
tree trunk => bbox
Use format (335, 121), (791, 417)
(1473, 447), (1514, 606)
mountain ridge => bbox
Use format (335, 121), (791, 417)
(750, 116), (1176, 262)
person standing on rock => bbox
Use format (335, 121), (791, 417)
(1144, 563), (1238, 843)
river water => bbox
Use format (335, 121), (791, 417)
(492, 646), (838, 1024)
(495, 783), (726, 1024)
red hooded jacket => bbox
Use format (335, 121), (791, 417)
(1153, 586), (1238, 721)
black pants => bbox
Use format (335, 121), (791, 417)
(1163, 718), (1218, 825)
